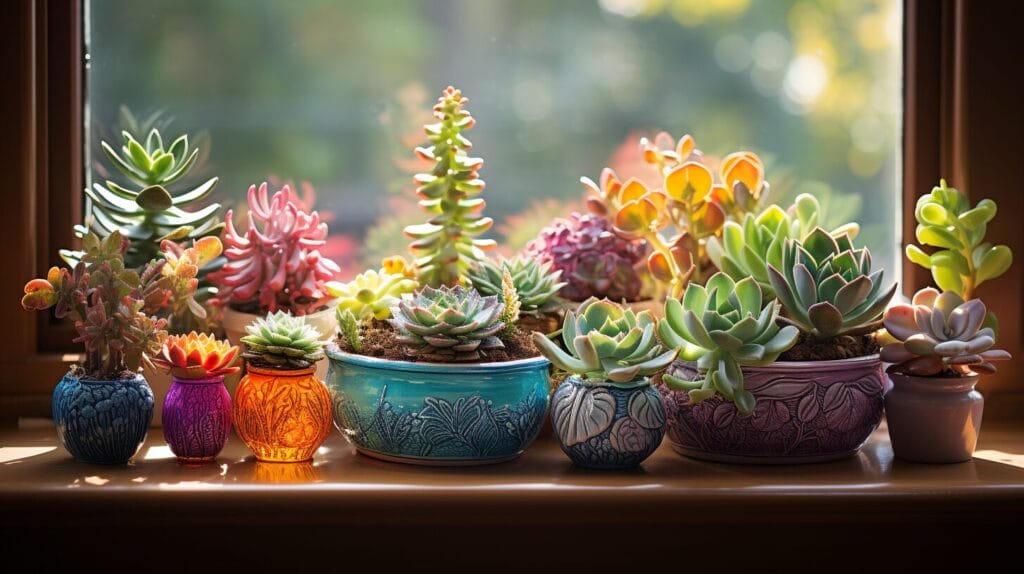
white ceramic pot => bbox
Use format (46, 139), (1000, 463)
(222, 305), (338, 382)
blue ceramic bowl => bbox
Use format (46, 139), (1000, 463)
(326, 347), (550, 465)
(52, 372), (154, 464)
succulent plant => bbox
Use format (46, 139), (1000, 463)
(159, 236), (223, 333)
(240, 311), (327, 370)
(152, 332), (240, 379)
(767, 228), (897, 339)
(882, 288), (1011, 377)
(523, 212), (646, 302)
(66, 128), (223, 270)
(337, 309), (363, 353)
(658, 273), (799, 414)
(906, 179), (1012, 299)
(389, 285), (506, 362)
(468, 256), (565, 315)
(498, 267), (522, 330)
(22, 231), (170, 378)
(706, 194), (860, 300)
(210, 183), (341, 316)
(326, 267), (419, 322)
(404, 86), (496, 287)
(531, 298), (677, 383)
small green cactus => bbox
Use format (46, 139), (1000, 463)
(241, 311), (326, 370)
(389, 285), (506, 362)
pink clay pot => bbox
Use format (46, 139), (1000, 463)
(884, 372), (983, 463)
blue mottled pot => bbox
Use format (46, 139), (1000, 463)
(52, 372), (154, 464)
(551, 376), (665, 469)
(326, 347), (550, 466)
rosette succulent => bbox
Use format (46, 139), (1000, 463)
(767, 228), (897, 339)
(468, 256), (565, 315)
(882, 288), (1011, 376)
(326, 267), (419, 321)
(658, 273), (799, 414)
(240, 311), (327, 370)
(531, 298), (677, 383)
(523, 212), (646, 302)
(389, 285), (506, 362)
(153, 332), (240, 379)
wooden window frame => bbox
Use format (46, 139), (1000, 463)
(2, 0), (1021, 422)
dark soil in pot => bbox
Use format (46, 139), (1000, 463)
(338, 319), (540, 363)
(780, 332), (879, 361)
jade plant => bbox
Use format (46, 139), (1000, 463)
(389, 285), (506, 362)
(531, 298), (677, 383)
(468, 256), (565, 317)
(403, 86), (496, 287)
(905, 180), (1012, 300)
(210, 183), (341, 315)
(67, 128), (223, 270)
(240, 311), (327, 370)
(152, 331), (240, 379)
(658, 273), (799, 414)
(882, 288), (1011, 377)
(22, 231), (170, 378)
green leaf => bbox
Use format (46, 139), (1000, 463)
(932, 266), (965, 295)
(957, 199), (996, 228)
(975, 245), (1012, 286)
(807, 302), (843, 337)
(905, 244), (932, 269)
(916, 225), (964, 250)
(127, 138), (152, 172)
(918, 203), (948, 225)
(135, 185), (173, 211)
(929, 250), (969, 275)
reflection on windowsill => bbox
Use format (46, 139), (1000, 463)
(973, 449), (1024, 469)
(0, 446), (57, 463)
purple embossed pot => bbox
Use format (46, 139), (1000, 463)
(162, 374), (233, 463)
(659, 355), (885, 464)
(884, 372), (983, 463)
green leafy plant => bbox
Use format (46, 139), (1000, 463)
(767, 228), (897, 339)
(326, 267), (419, 321)
(337, 309), (363, 353)
(468, 256), (565, 316)
(403, 86), (496, 287)
(68, 128), (223, 270)
(905, 179), (1012, 299)
(240, 311), (327, 370)
(658, 273), (799, 414)
(389, 285), (506, 362)
(531, 298), (677, 383)
(882, 287), (1011, 376)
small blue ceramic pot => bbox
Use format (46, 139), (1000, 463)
(326, 347), (550, 465)
(551, 376), (665, 469)
(52, 372), (154, 464)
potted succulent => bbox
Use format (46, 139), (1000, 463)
(468, 256), (566, 334)
(152, 332), (239, 463)
(21, 231), (170, 464)
(882, 181), (1012, 463)
(531, 299), (678, 469)
(233, 312), (333, 463)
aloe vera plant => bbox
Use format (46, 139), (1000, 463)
(658, 273), (799, 414)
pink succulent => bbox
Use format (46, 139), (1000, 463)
(210, 182), (341, 315)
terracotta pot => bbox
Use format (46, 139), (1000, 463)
(660, 355), (885, 464)
(222, 305), (337, 382)
(884, 372), (983, 463)
(518, 312), (561, 335)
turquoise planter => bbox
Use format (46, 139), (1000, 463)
(326, 347), (550, 465)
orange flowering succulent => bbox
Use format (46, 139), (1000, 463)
(154, 331), (240, 379)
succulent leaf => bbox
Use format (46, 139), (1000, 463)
(389, 286), (506, 362)
(241, 311), (326, 370)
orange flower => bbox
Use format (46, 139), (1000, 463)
(153, 331), (240, 379)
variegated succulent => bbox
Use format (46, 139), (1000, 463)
(389, 286), (506, 362)
(767, 228), (897, 339)
(531, 298), (677, 383)
(658, 273), (799, 414)
(882, 288), (1011, 376)
(241, 311), (326, 370)
(326, 267), (419, 322)
(468, 256), (565, 315)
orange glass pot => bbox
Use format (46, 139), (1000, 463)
(233, 365), (333, 462)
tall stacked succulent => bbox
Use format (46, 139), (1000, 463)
(68, 128), (223, 269)
(210, 183), (341, 315)
(531, 299), (677, 383)
(240, 312), (327, 370)
(389, 286), (506, 362)
(905, 179), (1012, 299)
(658, 273), (799, 414)
(22, 231), (170, 377)
(882, 288), (1010, 377)
(468, 256), (565, 316)
(403, 86), (496, 287)
(523, 212), (646, 302)
(767, 228), (897, 339)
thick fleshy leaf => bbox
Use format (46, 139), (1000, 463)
(665, 162), (713, 203)
(975, 245), (1012, 285)
(807, 302), (843, 337)
(615, 199), (658, 234)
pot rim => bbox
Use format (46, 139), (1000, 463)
(564, 374), (651, 389)
(244, 364), (317, 377)
(169, 373), (227, 385)
(73, 372), (148, 384)
(887, 371), (980, 389)
(672, 353), (881, 374)
(326, 345), (549, 375)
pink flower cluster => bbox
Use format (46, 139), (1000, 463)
(210, 183), (340, 315)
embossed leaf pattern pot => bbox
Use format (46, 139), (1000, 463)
(326, 348), (550, 466)
(234, 365), (333, 462)
(661, 355), (885, 464)
(51, 372), (154, 464)
(885, 373), (983, 463)
(162, 374), (232, 463)
(550, 376), (665, 469)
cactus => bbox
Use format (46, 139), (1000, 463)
(468, 256), (565, 315)
(389, 285), (506, 362)
(240, 311), (327, 370)
(658, 273), (799, 414)
(531, 298), (677, 383)
(152, 331), (240, 379)
(326, 267), (419, 322)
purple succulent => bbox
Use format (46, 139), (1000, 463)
(523, 212), (647, 302)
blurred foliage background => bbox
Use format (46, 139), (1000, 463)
(88, 0), (901, 281)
